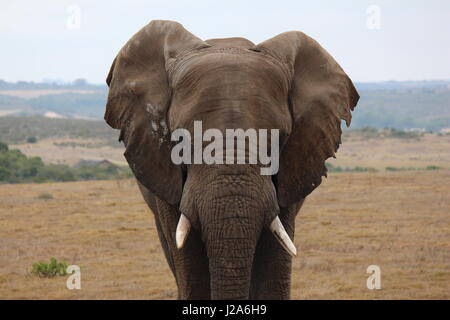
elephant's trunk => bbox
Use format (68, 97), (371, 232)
(180, 165), (280, 299)
(205, 213), (260, 300)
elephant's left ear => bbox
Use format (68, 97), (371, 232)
(255, 31), (359, 208)
(105, 20), (209, 204)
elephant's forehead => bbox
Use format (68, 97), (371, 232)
(167, 48), (293, 135)
(169, 48), (290, 96)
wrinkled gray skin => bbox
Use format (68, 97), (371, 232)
(105, 20), (359, 299)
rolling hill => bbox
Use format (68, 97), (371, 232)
(0, 80), (449, 131)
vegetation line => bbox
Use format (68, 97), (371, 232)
(0, 141), (132, 184)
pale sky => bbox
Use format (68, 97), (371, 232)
(1, 0), (449, 84)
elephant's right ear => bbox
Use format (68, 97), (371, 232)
(105, 20), (208, 204)
(255, 31), (359, 208)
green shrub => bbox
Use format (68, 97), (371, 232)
(0, 141), (7, 151)
(385, 167), (418, 171)
(384, 128), (423, 139)
(326, 163), (343, 173)
(0, 141), (132, 184)
(26, 136), (37, 143)
(326, 162), (377, 173)
(360, 126), (378, 133)
(31, 258), (68, 277)
(386, 166), (442, 171)
(348, 166), (377, 172)
(37, 193), (53, 199)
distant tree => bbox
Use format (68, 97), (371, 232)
(16, 81), (30, 89)
(73, 78), (88, 87)
(0, 141), (8, 151)
(26, 136), (37, 143)
(0, 79), (7, 89)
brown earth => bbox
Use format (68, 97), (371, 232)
(0, 170), (448, 299)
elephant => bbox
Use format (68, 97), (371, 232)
(104, 20), (359, 300)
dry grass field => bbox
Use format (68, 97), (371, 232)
(11, 138), (127, 166)
(1, 132), (449, 299)
(11, 133), (450, 169)
(329, 133), (450, 170)
(0, 170), (448, 299)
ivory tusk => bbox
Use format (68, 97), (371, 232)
(175, 214), (191, 249)
(269, 216), (297, 257)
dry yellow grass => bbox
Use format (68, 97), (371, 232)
(10, 138), (127, 166)
(11, 133), (450, 170)
(328, 133), (450, 170)
(0, 170), (448, 299)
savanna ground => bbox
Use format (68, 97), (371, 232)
(9, 131), (450, 169)
(0, 132), (449, 299)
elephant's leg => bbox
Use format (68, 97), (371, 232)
(250, 230), (292, 299)
(157, 199), (211, 299)
(175, 229), (211, 299)
(138, 183), (211, 299)
(249, 200), (304, 299)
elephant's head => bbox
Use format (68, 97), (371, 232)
(105, 20), (358, 299)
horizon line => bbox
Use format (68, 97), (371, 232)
(1, 78), (450, 87)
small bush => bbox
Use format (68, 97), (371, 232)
(326, 163), (343, 173)
(360, 126), (378, 133)
(354, 127), (381, 140)
(326, 162), (377, 173)
(384, 128), (423, 139)
(31, 258), (68, 277)
(386, 166), (442, 171)
(0, 142), (8, 151)
(26, 136), (37, 143)
(37, 193), (53, 199)
(386, 167), (419, 171)
(348, 166), (377, 172)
